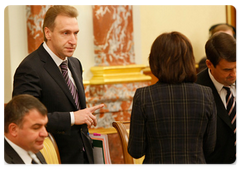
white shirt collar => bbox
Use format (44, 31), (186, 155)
(5, 136), (32, 164)
(208, 68), (236, 108)
(43, 42), (67, 68)
(208, 68), (236, 96)
(208, 68), (224, 93)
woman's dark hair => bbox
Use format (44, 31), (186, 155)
(149, 31), (196, 84)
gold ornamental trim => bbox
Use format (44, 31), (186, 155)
(89, 64), (151, 85)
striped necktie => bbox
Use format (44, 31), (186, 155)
(28, 151), (41, 164)
(60, 60), (80, 110)
(223, 86), (236, 146)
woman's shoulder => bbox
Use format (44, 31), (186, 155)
(191, 83), (212, 92)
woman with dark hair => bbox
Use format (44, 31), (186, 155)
(128, 31), (217, 164)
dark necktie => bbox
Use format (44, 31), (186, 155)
(60, 60), (80, 110)
(223, 86), (236, 146)
(31, 160), (37, 164)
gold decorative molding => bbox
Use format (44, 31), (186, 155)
(226, 5), (236, 27)
(89, 127), (117, 134)
(226, 5), (232, 25)
(83, 80), (90, 85)
(89, 64), (151, 85)
(142, 67), (158, 85)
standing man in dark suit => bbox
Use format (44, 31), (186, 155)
(5, 94), (48, 164)
(196, 32), (236, 163)
(12, 5), (104, 164)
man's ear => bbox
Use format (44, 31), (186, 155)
(44, 27), (51, 41)
(206, 59), (213, 69)
(8, 123), (19, 137)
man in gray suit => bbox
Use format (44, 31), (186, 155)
(196, 32), (236, 163)
(4, 94), (48, 164)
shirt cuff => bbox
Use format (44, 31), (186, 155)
(70, 112), (75, 126)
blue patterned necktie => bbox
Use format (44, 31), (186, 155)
(223, 86), (236, 146)
(60, 60), (80, 110)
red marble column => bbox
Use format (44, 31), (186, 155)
(92, 5), (135, 66)
(90, 6), (151, 164)
(26, 5), (50, 53)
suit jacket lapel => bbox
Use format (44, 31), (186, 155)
(4, 139), (25, 164)
(204, 70), (233, 130)
(36, 152), (47, 164)
(37, 44), (78, 109)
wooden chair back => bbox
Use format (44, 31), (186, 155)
(112, 121), (133, 164)
(40, 133), (61, 164)
(112, 121), (145, 164)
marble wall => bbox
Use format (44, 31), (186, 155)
(89, 5), (150, 128)
(26, 5), (50, 53)
(85, 82), (150, 128)
(89, 6), (150, 163)
(92, 5), (135, 66)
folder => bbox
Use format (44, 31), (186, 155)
(89, 133), (111, 164)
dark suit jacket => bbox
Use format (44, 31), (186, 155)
(128, 82), (217, 163)
(4, 139), (46, 164)
(196, 68), (236, 163)
(12, 43), (94, 164)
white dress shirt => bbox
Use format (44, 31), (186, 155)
(208, 69), (236, 109)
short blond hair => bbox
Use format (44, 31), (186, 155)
(43, 5), (78, 42)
